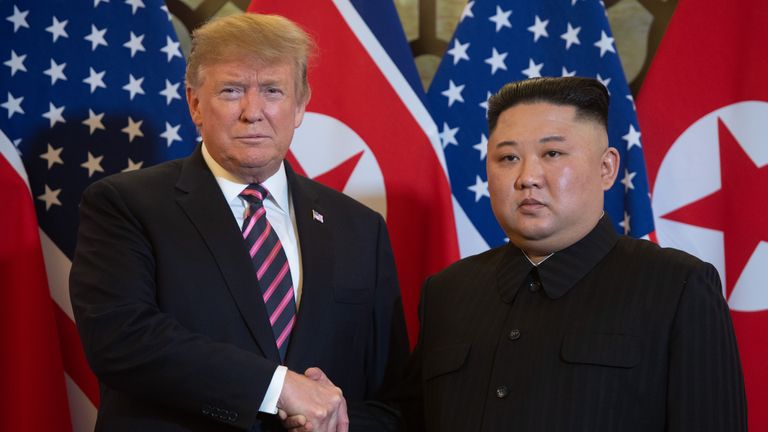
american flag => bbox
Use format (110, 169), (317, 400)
(1, 0), (195, 428)
(428, 0), (654, 249)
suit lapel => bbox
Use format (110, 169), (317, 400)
(283, 162), (335, 368)
(174, 147), (281, 363)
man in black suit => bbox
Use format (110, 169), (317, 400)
(69, 13), (408, 432)
(392, 77), (746, 431)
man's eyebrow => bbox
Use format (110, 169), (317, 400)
(539, 135), (566, 143)
(494, 135), (565, 148)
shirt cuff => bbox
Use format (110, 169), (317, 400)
(259, 365), (287, 414)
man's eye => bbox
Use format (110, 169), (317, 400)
(500, 155), (518, 162)
(545, 150), (561, 158)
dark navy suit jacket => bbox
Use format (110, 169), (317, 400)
(70, 146), (409, 431)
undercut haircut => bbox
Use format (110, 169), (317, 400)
(487, 77), (610, 133)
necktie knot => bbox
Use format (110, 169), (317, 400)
(240, 183), (269, 204)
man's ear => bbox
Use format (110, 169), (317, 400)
(186, 86), (202, 127)
(294, 88), (310, 128)
(601, 146), (620, 191)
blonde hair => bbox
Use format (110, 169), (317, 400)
(185, 13), (314, 103)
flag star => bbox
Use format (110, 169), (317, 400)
(83, 67), (107, 93)
(479, 91), (492, 113)
(159, 79), (181, 105)
(38, 185), (62, 210)
(81, 152), (105, 177)
(84, 25), (108, 51)
(618, 211), (631, 235)
(94, 0), (110, 6)
(43, 59), (67, 85)
(123, 74), (145, 100)
(441, 80), (465, 107)
(42, 102), (66, 127)
(484, 47), (508, 75)
(122, 116), (144, 142)
(1, 92), (24, 118)
(447, 38), (470, 65)
(123, 158), (144, 172)
(439, 122), (459, 148)
(620, 169), (636, 192)
(626, 94), (636, 111)
(473, 134), (488, 160)
(45, 16), (69, 43)
(596, 73), (611, 94)
(527, 15), (549, 42)
(160, 36), (182, 62)
(125, 0), (146, 15)
(82, 109), (106, 135)
(4, 50), (27, 76)
(123, 32), (146, 57)
(622, 124), (642, 150)
(39, 144), (64, 169)
(521, 58), (544, 78)
(594, 30), (616, 57)
(489, 6), (512, 32)
(160, 5), (172, 21)
(160, 122), (182, 147)
(468, 175), (490, 202)
(561, 22), (581, 49)
(6, 5), (30, 32)
(561, 66), (577, 77)
(460, 1), (475, 22)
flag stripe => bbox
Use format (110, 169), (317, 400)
(332, 0), (448, 176)
(55, 303), (100, 406)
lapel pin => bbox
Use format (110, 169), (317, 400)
(312, 209), (324, 223)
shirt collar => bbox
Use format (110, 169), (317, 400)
(201, 142), (290, 213)
(497, 215), (619, 302)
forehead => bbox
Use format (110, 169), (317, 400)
(490, 102), (603, 143)
(200, 58), (297, 85)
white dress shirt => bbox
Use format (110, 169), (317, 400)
(202, 144), (301, 414)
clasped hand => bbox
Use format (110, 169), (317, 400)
(277, 367), (348, 432)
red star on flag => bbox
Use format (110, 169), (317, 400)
(662, 119), (768, 296)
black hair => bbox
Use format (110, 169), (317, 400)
(487, 77), (609, 132)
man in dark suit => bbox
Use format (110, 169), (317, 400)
(69, 13), (408, 432)
(392, 77), (746, 431)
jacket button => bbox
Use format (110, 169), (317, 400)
(495, 385), (509, 399)
(528, 280), (541, 292)
(508, 329), (521, 341)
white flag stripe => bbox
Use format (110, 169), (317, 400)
(42, 230), (75, 321)
(452, 196), (490, 257)
(0, 127), (29, 191)
(65, 373), (97, 432)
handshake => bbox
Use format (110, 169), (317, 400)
(277, 367), (349, 432)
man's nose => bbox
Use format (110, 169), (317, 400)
(515, 157), (543, 189)
(239, 90), (264, 123)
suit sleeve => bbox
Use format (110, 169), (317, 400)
(69, 179), (276, 429)
(666, 261), (747, 431)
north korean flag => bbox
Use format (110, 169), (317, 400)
(638, 0), (768, 428)
(247, 0), (460, 344)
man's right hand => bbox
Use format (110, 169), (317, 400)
(277, 368), (349, 432)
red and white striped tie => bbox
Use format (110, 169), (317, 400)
(240, 184), (296, 362)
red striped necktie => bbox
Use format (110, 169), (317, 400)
(240, 184), (296, 362)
